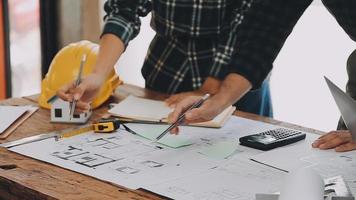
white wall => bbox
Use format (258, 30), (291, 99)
(271, 1), (356, 132)
(114, 15), (155, 87)
(99, 1), (154, 87)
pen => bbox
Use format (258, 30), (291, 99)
(155, 93), (210, 141)
(69, 54), (87, 120)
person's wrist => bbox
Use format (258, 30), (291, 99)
(200, 77), (221, 95)
(208, 92), (231, 113)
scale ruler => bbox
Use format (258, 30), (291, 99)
(0, 125), (93, 148)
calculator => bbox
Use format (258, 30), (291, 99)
(239, 128), (306, 151)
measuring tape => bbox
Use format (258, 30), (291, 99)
(56, 118), (122, 140)
(93, 118), (121, 133)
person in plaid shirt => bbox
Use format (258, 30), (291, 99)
(58, 0), (356, 152)
(57, 0), (273, 117)
(170, 0), (356, 151)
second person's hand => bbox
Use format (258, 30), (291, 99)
(312, 130), (356, 152)
(167, 73), (253, 135)
(56, 73), (106, 113)
(167, 95), (228, 134)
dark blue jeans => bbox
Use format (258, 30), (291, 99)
(234, 80), (273, 117)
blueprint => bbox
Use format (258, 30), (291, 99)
(251, 134), (356, 195)
(9, 116), (340, 199)
(144, 158), (286, 200)
(11, 129), (221, 189)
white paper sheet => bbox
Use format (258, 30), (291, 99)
(251, 133), (320, 171)
(0, 106), (30, 133)
(250, 133), (356, 195)
(9, 116), (293, 197)
(144, 158), (286, 200)
(109, 95), (173, 121)
(109, 95), (235, 127)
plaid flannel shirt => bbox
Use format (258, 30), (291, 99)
(229, 0), (356, 88)
(103, 0), (356, 93)
(103, 0), (253, 94)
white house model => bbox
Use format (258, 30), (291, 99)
(48, 96), (92, 123)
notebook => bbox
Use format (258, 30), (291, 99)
(109, 95), (235, 128)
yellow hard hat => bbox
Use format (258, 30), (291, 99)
(39, 40), (122, 109)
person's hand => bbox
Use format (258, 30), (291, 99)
(167, 95), (228, 134)
(165, 77), (221, 107)
(312, 130), (356, 152)
(56, 73), (106, 113)
(167, 73), (252, 135)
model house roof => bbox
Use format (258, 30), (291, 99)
(47, 95), (59, 104)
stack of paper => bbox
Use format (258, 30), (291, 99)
(0, 105), (38, 139)
(109, 95), (235, 128)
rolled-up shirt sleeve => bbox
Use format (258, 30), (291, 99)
(102, 0), (152, 47)
(229, 0), (313, 89)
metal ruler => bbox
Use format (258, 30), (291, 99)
(0, 125), (93, 149)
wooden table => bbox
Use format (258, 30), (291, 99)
(0, 84), (324, 200)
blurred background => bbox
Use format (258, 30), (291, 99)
(0, 0), (355, 132)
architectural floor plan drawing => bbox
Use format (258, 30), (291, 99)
(49, 134), (162, 169)
(52, 145), (120, 168)
(9, 117), (275, 191)
(250, 134), (356, 196)
(10, 116), (353, 199)
(144, 158), (286, 200)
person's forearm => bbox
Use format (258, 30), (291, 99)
(200, 77), (222, 95)
(211, 73), (252, 110)
(93, 34), (125, 78)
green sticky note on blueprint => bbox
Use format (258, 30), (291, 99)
(157, 135), (193, 148)
(130, 125), (193, 148)
(135, 126), (162, 140)
(199, 141), (238, 160)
